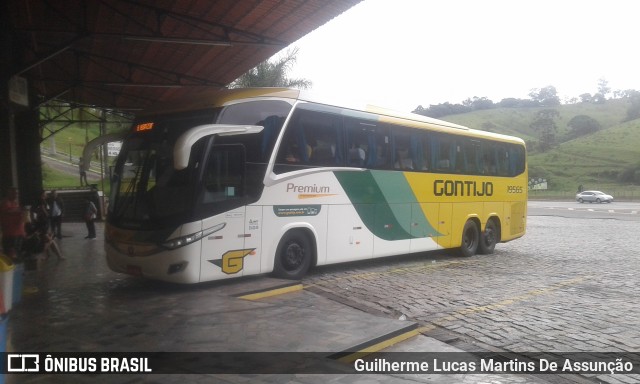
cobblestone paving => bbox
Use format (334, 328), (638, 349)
(8, 224), (548, 384)
(6, 215), (638, 384)
(303, 216), (640, 383)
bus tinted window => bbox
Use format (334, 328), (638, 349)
(216, 100), (291, 163)
(345, 119), (366, 167)
(275, 108), (342, 173)
(459, 140), (482, 174)
(392, 129), (415, 170)
(432, 135), (454, 172)
(366, 125), (391, 169)
(272, 104), (525, 177)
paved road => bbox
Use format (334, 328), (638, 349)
(528, 200), (640, 221)
(303, 201), (640, 384)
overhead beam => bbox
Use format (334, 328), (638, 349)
(14, 35), (86, 76)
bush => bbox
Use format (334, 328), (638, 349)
(618, 164), (640, 184)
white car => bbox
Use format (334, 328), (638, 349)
(576, 190), (614, 203)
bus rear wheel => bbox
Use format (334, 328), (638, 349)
(458, 220), (479, 257)
(478, 219), (499, 255)
(273, 231), (313, 280)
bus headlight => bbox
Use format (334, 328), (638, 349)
(160, 223), (226, 250)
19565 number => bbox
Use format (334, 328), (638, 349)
(507, 186), (523, 193)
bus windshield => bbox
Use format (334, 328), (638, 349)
(109, 100), (291, 230)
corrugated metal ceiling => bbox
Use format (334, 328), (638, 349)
(7, 0), (361, 110)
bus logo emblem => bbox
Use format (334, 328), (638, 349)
(209, 249), (255, 274)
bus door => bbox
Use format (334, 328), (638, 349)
(198, 144), (252, 281)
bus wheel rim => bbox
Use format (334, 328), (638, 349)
(484, 227), (496, 246)
(464, 227), (476, 249)
(284, 242), (304, 271)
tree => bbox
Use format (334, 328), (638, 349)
(529, 86), (560, 107)
(229, 47), (312, 89)
(412, 102), (471, 118)
(497, 98), (538, 108)
(623, 90), (640, 121)
(592, 93), (606, 104)
(471, 96), (494, 110)
(530, 109), (559, 151)
(567, 115), (601, 139)
(597, 78), (611, 99)
(579, 93), (592, 103)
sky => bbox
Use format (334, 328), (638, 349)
(285, 0), (640, 112)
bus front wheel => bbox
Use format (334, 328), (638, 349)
(478, 219), (499, 255)
(458, 220), (479, 257)
(273, 231), (313, 280)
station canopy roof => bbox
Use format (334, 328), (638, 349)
(8, 0), (361, 111)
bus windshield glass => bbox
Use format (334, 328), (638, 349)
(109, 109), (218, 229)
(109, 100), (291, 229)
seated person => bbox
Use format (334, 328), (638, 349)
(348, 144), (366, 166)
(23, 215), (64, 261)
(394, 149), (414, 170)
(283, 142), (312, 163)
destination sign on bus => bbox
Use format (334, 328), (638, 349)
(135, 122), (154, 132)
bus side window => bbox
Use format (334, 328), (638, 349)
(496, 145), (509, 176)
(307, 114), (342, 166)
(508, 144), (525, 176)
(482, 144), (497, 175)
(410, 132), (428, 171)
(275, 113), (309, 166)
(454, 144), (465, 173)
(462, 139), (482, 175)
(368, 127), (391, 169)
(275, 108), (345, 172)
(432, 135), (452, 172)
(392, 129), (414, 170)
(345, 118), (372, 167)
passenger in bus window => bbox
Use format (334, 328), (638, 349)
(285, 142), (302, 163)
(309, 132), (336, 165)
(375, 144), (389, 168)
(394, 149), (414, 170)
(348, 143), (366, 166)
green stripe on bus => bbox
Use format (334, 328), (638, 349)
(335, 171), (440, 241)
(370, 171), (416, 235)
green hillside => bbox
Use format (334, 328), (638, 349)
(443, 98), (630, 141)
(440, 99), (640, 194)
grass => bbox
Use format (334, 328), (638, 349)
(42, 164), (79, 188)
(41, 117), (129, 163)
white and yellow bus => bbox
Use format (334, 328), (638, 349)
(105, 88), (527, 283)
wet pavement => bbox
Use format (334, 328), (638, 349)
(4, 222), (558, 383)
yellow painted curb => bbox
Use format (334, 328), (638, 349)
(336, 327), (421, 363)
(238, 284), (304, 300)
